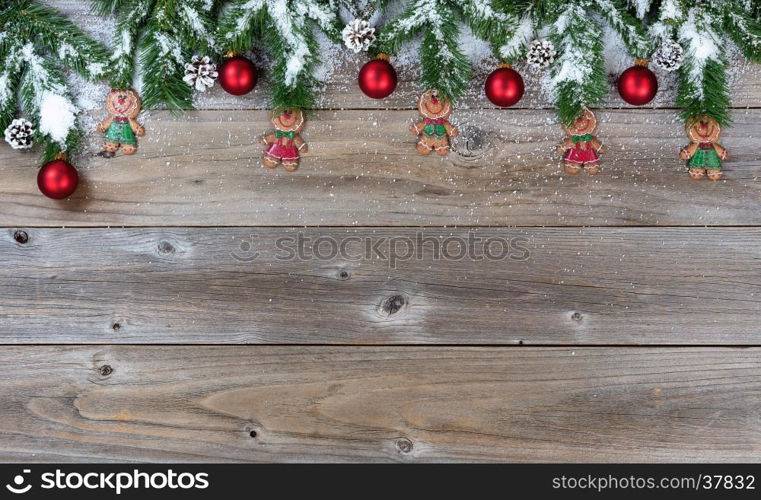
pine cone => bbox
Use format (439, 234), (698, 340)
(4, 118), (34, 150)
(342, 19), (376, 53)
(652, 40), (684, 72)
(183, 55), (219, 92)
(526, 39), (557, 69)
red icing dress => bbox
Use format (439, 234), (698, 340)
(265, 130), (300, 165)
(564, 134), (600, 165)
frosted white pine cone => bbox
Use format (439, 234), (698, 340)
(652, 40), (684, 72)
(4, 118), (34, 150)
(526, 39), (557, 69)
(342, 19), (376, 53)
(183, 55), (218, 91)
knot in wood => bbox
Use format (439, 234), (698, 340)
(13, 230), (29, 244)
(157, 241), (176, 255)
(339, 269), (350, 280)
(382, 295), (405, 315)
(99, 364), (113, 376)
(571, 312), (583, 322)
(396, 438), (413, 453)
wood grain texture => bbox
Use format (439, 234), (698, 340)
(52, 0), (761, 111)
(2, 109), (761, 227)
(2, 227), (759, 344)
(0, 346), (759, 463)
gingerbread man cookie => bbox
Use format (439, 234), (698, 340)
(411, 90), (458, 156)
(262, 108), (308, 171)
(556, 108), (605, 175)
(96, 89), (144, 158)
(680, 116), (727, 180)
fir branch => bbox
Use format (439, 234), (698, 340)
(141, 26), (193, 109)
(18, 43), (82, 160)
(594, 0), (651, 57)
(94, 0), (218, 109)
(109, 0), (153, 89)
(218, 0), (341, 109)
(12, 0), (110, 80)
(725, 8), (761, 63)
(0, 0), (109, 161)
(0, 40), (25, 133)
(375, 0), (472, 102)
(548, 2), (607, 125)
(676, 6), (731, 125)
(497, 12), (534, 62)
(459, 0), (519, 60)
(627, 0), (653, 20)
(91, 0), (133, 17)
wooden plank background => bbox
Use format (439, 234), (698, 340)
(1, 346), (760, 462)
(0, 0), (760, 462)
(1, 227), (760, 345)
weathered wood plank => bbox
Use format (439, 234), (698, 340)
(52, 0), (761, 111)
(1, 109), (760, 227)
(2, 227), (759, 344)
(0, 346), (759, 462)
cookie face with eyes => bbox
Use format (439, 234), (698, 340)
(686, 115), (721, 143)
(106, 89), (142, 119)
(271, 108), (305, 133)
(418, 90), (452, 120)
(562, 108), (597, 136)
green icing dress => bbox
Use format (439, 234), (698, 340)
(688, 143), (722, 171)
(104, 117), (137, 145)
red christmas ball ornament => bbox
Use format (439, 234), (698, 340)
(617, 59), (658, 105)
(484, 64), (524, 107)
(358, 55), (397, 99)
(37, 156), (79, 199)
(218, 54), (258, 96)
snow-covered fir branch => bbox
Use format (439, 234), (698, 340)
(627, 0), (652, 20)
(93, 0), (219, 109)
(594, 0), (650, 57)
(0, 0), (109, 161)
(725, 6), (761, 63)
(676, 6), (730, 124)
(218, 0), (341, 109)
(548, 2), (607, 125)
(498, 13), (534, 62)
(377, 0), (521, 101)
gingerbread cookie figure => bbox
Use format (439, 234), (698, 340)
(96, 89), (144, 158)
(262, 108), (308, 171)
(680, 116), (727, 180)
(556, 108), (605, 175)
(411, 89), (458, 156)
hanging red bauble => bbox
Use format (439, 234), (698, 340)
(38, 156), (78, 199)
(484, 64), (524, 107)
(218, 54), (258, 96)
(358, 55), (397, 99)
(617, 59), (658, 105)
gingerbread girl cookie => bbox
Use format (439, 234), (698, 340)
(556, 108), (605, 175)
(680, 115), (727, 180)
(262, 108), (308, 171)
(96, 89), (144, 158)
(411, 90), (458, 156)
